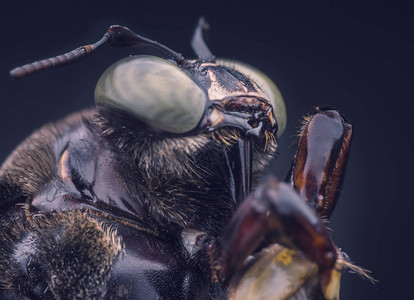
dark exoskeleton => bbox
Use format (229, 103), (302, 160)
(0, 19), (370, 299)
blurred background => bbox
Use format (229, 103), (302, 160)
(1, 1), (412, 299)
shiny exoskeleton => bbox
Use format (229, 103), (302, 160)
(0, 19), (368, 299)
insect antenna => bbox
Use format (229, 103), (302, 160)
(191, 17), (215, 62)
(10, 25), (185, 80)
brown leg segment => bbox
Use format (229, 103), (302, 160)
(216, 177), (337, 283)
(288, 108), (352, 217)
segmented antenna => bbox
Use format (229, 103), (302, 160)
(10, 25), (185, 80)
(10, 35), (110, 80)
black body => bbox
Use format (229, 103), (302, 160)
(0, 109), (229, 299)
(1, 21), (359, 300)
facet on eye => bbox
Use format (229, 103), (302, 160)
(216, 59), (287, 136)
(95, 55), (208, 134)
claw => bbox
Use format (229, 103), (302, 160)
(218, 177), (337, 282)
(288, 108), (352, 217)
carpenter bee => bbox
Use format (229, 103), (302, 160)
(0, 19), (370, 299)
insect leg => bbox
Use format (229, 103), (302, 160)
(287, 107), (352, 217)
(215, 177), (337, 283)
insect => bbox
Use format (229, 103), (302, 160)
(0, 19), (369, 299)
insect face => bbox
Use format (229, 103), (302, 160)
(92, 47), (287, 198)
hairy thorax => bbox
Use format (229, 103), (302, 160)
(1, 108), (277, 237)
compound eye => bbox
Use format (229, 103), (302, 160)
(216, 59), (287, 136)
(95, 55), (207, 134)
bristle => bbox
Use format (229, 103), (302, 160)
(336, 250), (377, 284)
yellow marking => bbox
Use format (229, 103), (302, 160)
(59, 149), (70, 180)
(322, 269), (341, 300)
(276, 248), (294, 266)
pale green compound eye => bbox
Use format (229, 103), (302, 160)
(216, 59), (287, 137)
(95, 55), (208, 134)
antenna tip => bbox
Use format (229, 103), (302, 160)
(9, 67), (26, 80)
(198, 17), (210, 30)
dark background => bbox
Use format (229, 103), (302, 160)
(1, 1), (412, 299)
